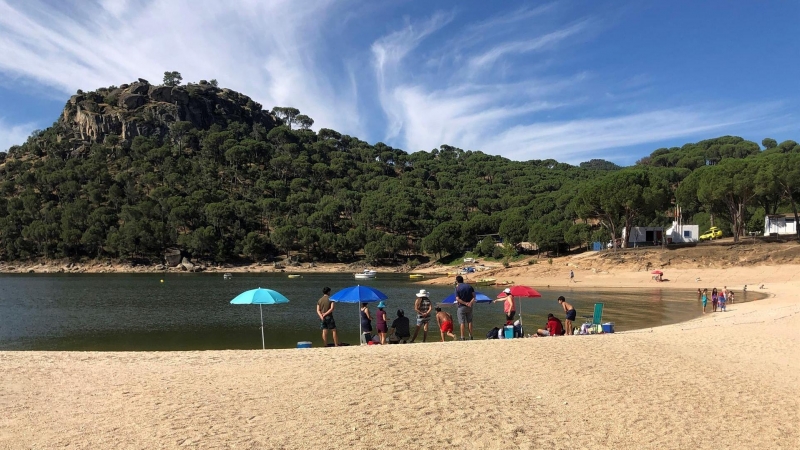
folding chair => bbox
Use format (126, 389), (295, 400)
(581, 303), (604, 334)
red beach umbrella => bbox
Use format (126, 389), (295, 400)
(496, 285), (542, 327)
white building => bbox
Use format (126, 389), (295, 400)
(621, 226), (664, 246)
(666, 221), (699, 243)
(764, 214), (797, 236)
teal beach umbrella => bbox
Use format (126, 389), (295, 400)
(230, 288), (290, 349)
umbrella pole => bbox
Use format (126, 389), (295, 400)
(260, 304), (265, 350)
(358, 304), (363, 345)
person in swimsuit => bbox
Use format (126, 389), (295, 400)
(360, 302), (373, 344)
(410, 289), (433, 343)
(375, 301), (389, 344)
(718, 292), (727, 312)
(498, 288), (517, 322)
(558, 296), (576, 336)
(701, 288), (708, 314)
(711, 288), (718, 312)
(434, 307), (456, 342)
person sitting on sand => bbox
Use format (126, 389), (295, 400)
(537, 314), (564, 337)
(435, 306), (457, 342)
(376, 301), (389, 344)
(410, 289), (433, 343)
(389, 309), (411, 343)
(558, 296), (576, 336)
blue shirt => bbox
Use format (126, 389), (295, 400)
(455, 283), (475, 307)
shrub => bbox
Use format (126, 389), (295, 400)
(408, 258), (421, 269)
(548, 258), (553, 265)
(492, 246), (504, 259)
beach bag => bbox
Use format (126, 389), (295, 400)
(513, 324), (523, 338)
(486, 327), (499, 339)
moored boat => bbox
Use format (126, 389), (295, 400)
(473, 278), (496, 286)
(223, 273), (232, 280)
(354, 269), (377, 280)
(287, 274), (301, 279)
(409, 274), (424, 279)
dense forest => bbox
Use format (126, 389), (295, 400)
(1, 75), (799, 266)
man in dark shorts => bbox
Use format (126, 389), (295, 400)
(558, 296), (576, 336)
(316, 287), (339, 347)
(390, 309), (411, 343)
(455, 275), (476, 340)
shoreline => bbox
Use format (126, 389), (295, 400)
(2, 264), (799, 448)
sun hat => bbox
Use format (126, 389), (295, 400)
(416, 289), (430, 298)
(503, 288), (511, 294)
(377, 301), (386, 308)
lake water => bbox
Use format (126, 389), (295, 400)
(0, 273), (761, 350)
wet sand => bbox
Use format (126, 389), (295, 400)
(1, 265), (798, 449)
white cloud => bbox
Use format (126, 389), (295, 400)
(0, 0), (362, 135)
(0, 118), (35, 152)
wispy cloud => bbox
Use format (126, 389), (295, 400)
(0, 117), (35, 152)
(0, 0), (362, 135)
(467, 20), (593, 71)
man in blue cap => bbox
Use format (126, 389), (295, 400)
(455, 275), (476, 340)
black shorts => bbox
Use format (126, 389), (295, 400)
(321, 315), (336, 330)
(566, 309), (576, 321)
(505, 310), (516, 322)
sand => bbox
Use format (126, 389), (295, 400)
(1, 265), (799, 449)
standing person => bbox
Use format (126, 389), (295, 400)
(360, 302), (373, 344)
(718, 291), (727, 312)
(455, 275), (476, 340)
(570, 270), (575, 283)
(434, 306), (457, 342)
(558, 296), (576, 336)
(316, 287), (339, 347)
(728, 291), (735, 304)
(701, 288), (708, 314)
(410, 289), (433, 343)
(375, 301), (389, 344)
(498, 288), (517, 323)
(711, 288), (718, 312)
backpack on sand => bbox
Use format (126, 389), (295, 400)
(486, 327), (500, 339)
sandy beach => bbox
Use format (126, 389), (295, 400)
(1, 264), (799, 449)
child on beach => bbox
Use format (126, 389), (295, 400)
(701, 289), (708, 314)
(718, 293), (727, 312)
(434, 307), (457, 342)
(712, 288), (718, 312)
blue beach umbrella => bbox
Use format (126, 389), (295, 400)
(440, 291), (493, 305)
(330, 285), (388, 342)
(230, 288), (290, 349)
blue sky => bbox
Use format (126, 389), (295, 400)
(0, 0), (798, 164)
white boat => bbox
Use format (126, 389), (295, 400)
(354, 269), (376, 280)
(223, 273), (232, 280)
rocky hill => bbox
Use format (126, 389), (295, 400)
(41, 78), (278, 158)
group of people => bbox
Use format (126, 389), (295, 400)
(699, 286), (735, 313)
(314, 275), (579, 347)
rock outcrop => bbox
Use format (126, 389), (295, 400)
(59, 79), (278, 147)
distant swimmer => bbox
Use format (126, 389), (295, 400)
(558, 296), (576, 335)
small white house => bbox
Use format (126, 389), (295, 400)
(621, 226), (665, 246)
(666, 221), (699, 243)
(764, 214), (797, 236)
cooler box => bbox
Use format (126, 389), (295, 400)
(297, 341), (312, 348)
(601, 323), (614, 333)
(503, 325), (514, 339)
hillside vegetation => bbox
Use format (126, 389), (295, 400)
(1, 75), (799, 265)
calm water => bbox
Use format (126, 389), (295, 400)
(0, 273), (761, 350)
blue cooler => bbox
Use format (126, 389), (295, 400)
(601, 323), (614, 333)
(503, 325), (514, 339)
(297, 341), (312, 348)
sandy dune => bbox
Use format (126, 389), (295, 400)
(1, 265), (799, 449)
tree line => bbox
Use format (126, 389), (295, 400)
(1, 87), (798, 265)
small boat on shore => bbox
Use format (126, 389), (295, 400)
(473, 278), (496, 286)
(492, 280), (513, 286)
(223, 273), (232, 280)
(354, 269), (377, 280)
(409, 274), (424, 279)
